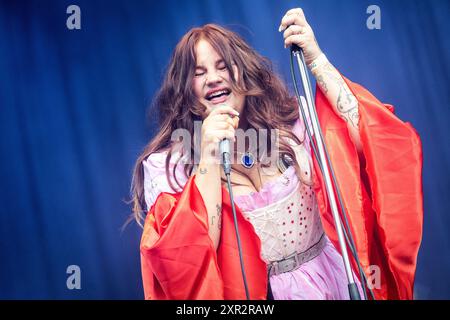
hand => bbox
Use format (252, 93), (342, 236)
(279, 8), (323, 66)
(200, 104), (239, 162)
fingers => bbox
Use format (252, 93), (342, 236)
(232, 115), (239, 129)
(208, 104), (239, 117)
(203, 110), (238, 145)
(278, 8), (321, 64)
(205, 104), (239, 131)
(223, 114), (239, 129)
(208, 114), (239, 129)
(283, 24), (306, 40)
(213, 120), (235, 130)
(285, 7), (306, 18)
(284, 34), (307, 49)
(279, 8), (307, 32)
(207, 126), (236, 144)
(216, 128), (236, 142)
(213, 113), (238, 123)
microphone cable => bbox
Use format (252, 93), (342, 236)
(221, 140), (250, 300)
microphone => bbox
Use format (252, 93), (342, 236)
(219, 138), (231, 175)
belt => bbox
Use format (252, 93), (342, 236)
(267, 234), (326, 277)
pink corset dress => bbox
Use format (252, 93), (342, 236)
(143, 117), (362, 299)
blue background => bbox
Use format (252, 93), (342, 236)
(0, 0), (449, 299)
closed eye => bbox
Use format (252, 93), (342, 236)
(194, 68), (205, 77)
(217, 61), (227, 71)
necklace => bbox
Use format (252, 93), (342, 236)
(234, 147), (258, 169)
(240, 151), (255, 169)
(230, 152), (292, 191)
(235, 149), (290, 173)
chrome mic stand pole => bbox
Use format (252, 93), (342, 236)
(290, 46), (361, 300)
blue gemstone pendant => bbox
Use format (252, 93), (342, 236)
(241, 152), (255, 169)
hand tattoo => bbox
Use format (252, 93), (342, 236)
(199, 167), (207, 174)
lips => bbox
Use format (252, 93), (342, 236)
(205, 88), (231, 104)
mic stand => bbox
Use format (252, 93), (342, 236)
(290, 46), (361, 300)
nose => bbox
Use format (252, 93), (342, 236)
(205, 70), (222, 86)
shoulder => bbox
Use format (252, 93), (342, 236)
(142, 143), (189, 189)
(142, 143), (190, 211)
(143, 149), (170, 171)
(291, 117), (306, 142)
(143, 142), (186, 171)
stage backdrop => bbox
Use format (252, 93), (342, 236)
(0, 0), (449, 299)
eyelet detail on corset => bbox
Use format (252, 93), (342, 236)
(240, 182), (324, 263)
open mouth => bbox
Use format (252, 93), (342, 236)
(205, 88), (231, 103)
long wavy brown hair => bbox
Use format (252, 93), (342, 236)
(130, 24), (308, 227)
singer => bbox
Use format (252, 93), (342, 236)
(131, 8), (423, 300)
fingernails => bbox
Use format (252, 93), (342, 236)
(278, 25), (285, 32)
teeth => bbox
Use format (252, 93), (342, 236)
(207, 90), (229, 100)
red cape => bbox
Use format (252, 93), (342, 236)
(140, 78), (423, 300)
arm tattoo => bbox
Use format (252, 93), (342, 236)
(346, 107), (360, 128)
(216, 204), (222, 229)
(199, 167), (207, 174)
(337, 86), (360, 128)
(316, 74), (328, 94)
(322, 63), (345, 84)
(314, 62), (360, 129)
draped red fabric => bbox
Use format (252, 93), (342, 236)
(140, 175), (267, 299)
(140, 78), (423, 300)
(312, 77), (423, 300)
